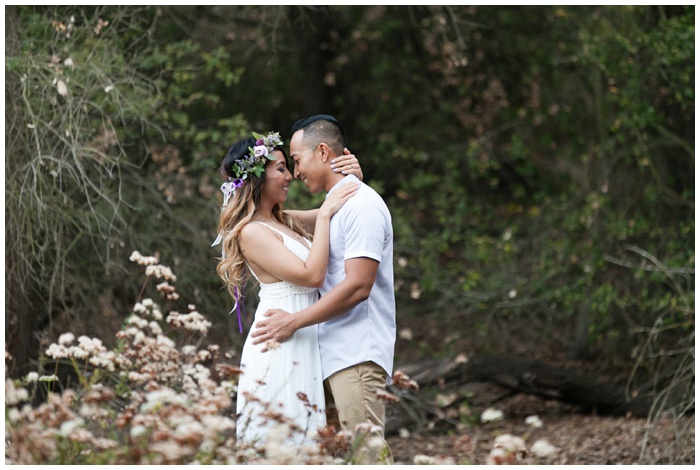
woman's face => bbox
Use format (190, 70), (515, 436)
(261, 150), (293, 205)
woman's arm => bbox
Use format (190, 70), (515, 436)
(285, 208), (319, 233)
(240, 183), (359, 288)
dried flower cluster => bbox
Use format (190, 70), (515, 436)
(5, 254), (238, 464)
(5, 251), (424, 465)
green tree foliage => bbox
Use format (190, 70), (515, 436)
(5, 6), (251, 374)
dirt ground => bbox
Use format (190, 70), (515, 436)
(385, 384), (695, 465)
(381, 306), (695, 465)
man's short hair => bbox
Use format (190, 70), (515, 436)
(291, 114), (346, 154)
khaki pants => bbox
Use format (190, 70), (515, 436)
(324, 361), (394, 464)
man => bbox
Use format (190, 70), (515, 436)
(251, 114), (396, 464)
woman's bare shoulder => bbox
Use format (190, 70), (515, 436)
(239, 221), (280, 244)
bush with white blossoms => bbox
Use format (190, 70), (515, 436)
(5, 251), (422, 465)
(5, 252), (242, 464)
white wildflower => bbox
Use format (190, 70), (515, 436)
(494, 433), (528, 460)
(133, 302), (147, 314)
(410, 282), (422, 299)
(399, 327), (413, 340)
(414, 454), (436, 464)
(508, 289), (517, 298)
(174, 420), (205, 441)
(531, 439), (558, 458)
(123, 326), (139, 337)
(156, 334), (175, 349)
(7, 407), (21, 423)
(56, 79), (68, 96)
(525, 415), (543, 428)
(68, 345), (90, 360)
(25, 371), (39, 383)
(201, 415), (236, 433)
(45, 343), (68, 358)
(354, 422), (383, 435)
(78, 336), (104, 354)
(149, 321), (162, 335)
(130, 251), (159, 266)
(166, 311), (211, 334)
(89, 351), (116, 371)
(480, 407), (504, 423)
(128, 371), (150, 382)
(220, 380), (236, 394)
(146, 264), (176, 281)
(93, 438), (118, 450)
(58, 332), (75, 345)
(5, 381), (29, 405)
(197, 350), (211, 362)
(130, 424), (147, 438)
(127, 315), (148, 328)
(486, 447), (508, 465)
(133, 331), (146, 344)
(141, 388), (189, 412)
(59, 418), (85, 437)
(150, 440), (192, 461)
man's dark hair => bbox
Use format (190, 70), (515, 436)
(291, 114), (346, 154)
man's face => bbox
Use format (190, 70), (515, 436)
(289, 130), (323, 194)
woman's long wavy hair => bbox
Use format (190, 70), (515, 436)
(215, 137), (311, 302)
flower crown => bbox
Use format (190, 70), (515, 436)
(219, 131), (283, 206)
(232, 131), (283, 181)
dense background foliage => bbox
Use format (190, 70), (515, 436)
(5, 5), (694, 427)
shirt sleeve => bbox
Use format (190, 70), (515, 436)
(342, 198), (388, 262)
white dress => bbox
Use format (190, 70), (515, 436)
(236, 222), (326, 448)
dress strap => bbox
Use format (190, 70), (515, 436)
(254, 221), (288, 238)
(246, 262), (261, 283)
(254, 221), (310, 248)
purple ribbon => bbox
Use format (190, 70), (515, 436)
(220, 178), (244, 207)
(234, 286), (243, 333)
(233, 266), (248, 333)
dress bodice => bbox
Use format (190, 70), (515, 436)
(249, 222), (317, 299)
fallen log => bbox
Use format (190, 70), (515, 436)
(393, 353), (654, 417)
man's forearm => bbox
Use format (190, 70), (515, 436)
(292, 279), (370, 331)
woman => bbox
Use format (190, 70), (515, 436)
(214, 131), (362, 448)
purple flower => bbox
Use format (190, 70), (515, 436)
(233, 178), (244, 188)
(255, 139), (264, 146)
